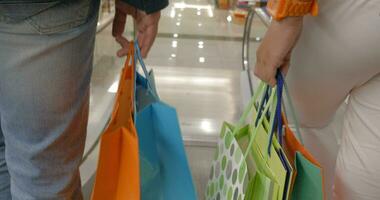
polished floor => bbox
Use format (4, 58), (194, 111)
(80, 0), (268, 199)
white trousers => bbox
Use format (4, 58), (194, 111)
(287, 0), (380, 199)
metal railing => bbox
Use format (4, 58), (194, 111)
(241, 6), (271, 96)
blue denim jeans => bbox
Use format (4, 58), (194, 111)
(0, 0), (99, 199)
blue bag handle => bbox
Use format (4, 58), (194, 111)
(134, 41), (159, 101)
(132, 41), (160, 123)
(269, 71), (284, 154)
(253, 70), (285, 155)
(267, 70), (304, 155)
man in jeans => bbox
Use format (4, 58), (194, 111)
(0, 0), (165, 199)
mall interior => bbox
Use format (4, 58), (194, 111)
(76, 0), (347, 199)
(3, 0), (380, 198)
(80, 0), (272, 198)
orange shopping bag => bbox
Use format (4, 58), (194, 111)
(282, 114), (325, 200)
(91, 43), (140, 200)
(282, 113), (321, 167)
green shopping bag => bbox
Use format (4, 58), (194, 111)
(206, 83), (270, 200)
(245, 171), (276, 200)
(242, 83), (293, 200)
(206, 82), (293, 200)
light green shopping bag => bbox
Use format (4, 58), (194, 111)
(237, 84), (293, 200)
(245, 171), (276, 200)
(206, 82), (272, 200)
(206, 82), (293, 200)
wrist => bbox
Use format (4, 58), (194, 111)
(272, 16), (303, 28)
(283, 16), (304, 25)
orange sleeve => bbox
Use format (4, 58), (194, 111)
(267, 0), (319, 20)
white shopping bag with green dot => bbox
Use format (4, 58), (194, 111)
(206, 80), (293, 200)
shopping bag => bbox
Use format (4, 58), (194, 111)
(206, 82), (266, 200)
(205, 122), (250, 200)
(135, 70), (159, 111)
(91, 43), (140, 200)
(247, 82), (293, 200)
(278, 74), (325, 200)
(206, 81), (291, 200)
(245, 171), (276, 200)
(133, 42), (197, 200)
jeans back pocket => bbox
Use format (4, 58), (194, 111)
(0, 1), (60, 22)
(26, 0), (99, 34)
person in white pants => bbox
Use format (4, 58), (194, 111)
(254, 0), (380, 199)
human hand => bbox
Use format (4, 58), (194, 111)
(112, 0), (161, 58)
(254, 17), (303, 86)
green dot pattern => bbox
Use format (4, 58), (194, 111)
(227, 187), (233, 200)
(219, 175), (224, 190)
(222, 156), (227, 171)
(205, 126), (249, 200)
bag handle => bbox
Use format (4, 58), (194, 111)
(229, 77), (275, 159)
(253, 70), (286, 157)
(270, 71), (285, 152)
(269, 71), (304, 149)
(282, 80), (304, 144)
(242, 84), (277, 160)
(251, 71), (282, 156)
(110, 42), (136, 126)
(255, 85), (271, 127)
(134, 41), (159, 101)
(233, 80), (269, 136)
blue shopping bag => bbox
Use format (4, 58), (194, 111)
(133, 42), (197, 200)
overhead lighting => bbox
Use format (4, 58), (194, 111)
(174, 2), (212, 10)
(173, 3), (214, 18)
(198, 23), (202, 27)
(172, 40), (178, 48)
(176, 22), (181, 26)
(227, 15), (232, 22)
(173, 33), (178, 38)
(178, 13), (182, 18)
(199, 57), (205, 63)
(198, 41), (204, 49)
(201, 119), (214, 133)
(197, 11), (201, 16)
(170, 9), (176, 18)
(171, 54), (176, 58)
